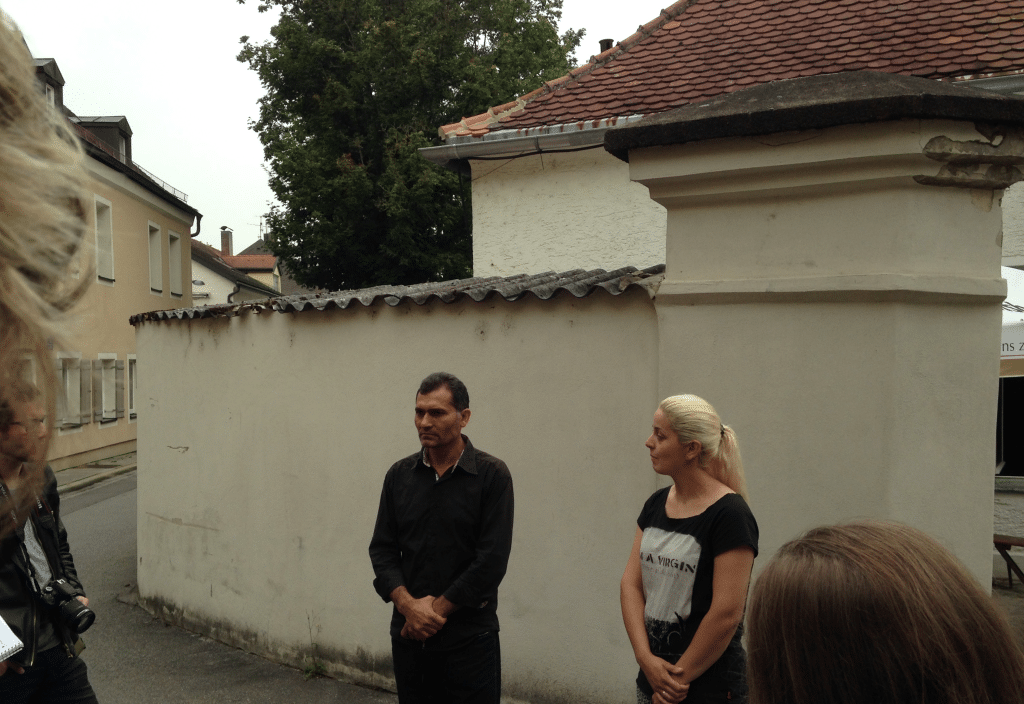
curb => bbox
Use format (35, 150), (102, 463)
(57, 464), (137, 495)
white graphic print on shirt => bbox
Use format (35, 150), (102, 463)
(640, 526), (700, 655)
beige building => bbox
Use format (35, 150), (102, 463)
(35, 59), (201, 469)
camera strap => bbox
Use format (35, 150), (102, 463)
(0, 470), (46, 520)
(0, 479), (48, 596)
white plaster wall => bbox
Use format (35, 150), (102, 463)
(134, 117), (1014, 703)
(471, 133), (1024, 274)
(657, 301), (999, 574)
(1003, 181), (1024, 266)
(632, 119), (1004, 582)
(994, 489), (1024, 534)
(190, 260), (237, 305)
(135, 290), (660, 704)
(471, 149), (666, 276)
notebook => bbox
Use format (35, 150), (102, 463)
(0, 616), (22, 661)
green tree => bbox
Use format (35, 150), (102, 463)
(238, 0), (582, 291)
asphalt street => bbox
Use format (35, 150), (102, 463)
(58, 473), (398, 704)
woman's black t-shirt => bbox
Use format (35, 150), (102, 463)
(636, 490), (758, 700)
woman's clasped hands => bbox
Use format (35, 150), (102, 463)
(641, 654), (689, 704)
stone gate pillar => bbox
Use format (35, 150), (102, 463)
(606, 72), (1024, 580)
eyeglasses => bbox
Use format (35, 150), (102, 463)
(11, 417), (47, 431)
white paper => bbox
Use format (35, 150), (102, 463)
(0, 616), (23, 661)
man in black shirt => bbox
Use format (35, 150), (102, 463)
(369, 372), (513, 704)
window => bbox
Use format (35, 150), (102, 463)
(92, 355), (124, 424)
(148, 222), (162, 293)
(168, 231), (182, 296)
(128, 355), (137, 420)
(45, 84), (54, 108)
(54, 354), (91, 430)
(95, 196), (114, 283)
(997, 377), (1024, 475)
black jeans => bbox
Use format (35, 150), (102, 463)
(0, 647), (98, 704)
(392, 631), (500, 704)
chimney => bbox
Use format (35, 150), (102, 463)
(599, 38), (614, 53)
(220, 226), (233, 256)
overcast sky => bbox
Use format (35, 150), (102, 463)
(2, 0), (668, 254)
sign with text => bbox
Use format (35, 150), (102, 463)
(1003, 267), (1024, 377)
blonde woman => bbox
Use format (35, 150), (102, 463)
(0, 13), (97, 700)
(747, 522), (1024, 704)
(0, 14), (91, 480)
(621, 395), (758, 704)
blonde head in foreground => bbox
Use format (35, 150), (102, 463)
(0, 16), (92, 498)
(747, 521), (1024, 704)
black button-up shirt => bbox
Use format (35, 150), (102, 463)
(369, 436), (514, 649)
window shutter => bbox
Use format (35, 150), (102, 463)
(97, 245), (113, 280)
(54, 358), (66, 426)
(97, 227), (113, 280)
(115, 360), (125, 419)
(92, 359), (102, 422)
(79, 359), (91, 425)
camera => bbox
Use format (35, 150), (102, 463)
(40, 578), (95, 633)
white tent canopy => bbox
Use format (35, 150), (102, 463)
(1003, 266), (1024, 377)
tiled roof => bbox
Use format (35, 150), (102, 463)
(440, 0), (1024, 139)
(223, 254), (276, 272)
(130, 264), (665, 325)
(237, 240), (271, 256)
(237, 239), (320, 296)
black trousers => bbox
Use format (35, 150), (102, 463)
(392, 631), (500, 704)
(0, 647), (98, 704)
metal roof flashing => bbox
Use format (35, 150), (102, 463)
(130, 265), (665, 325)
(420, 115), (645, 167)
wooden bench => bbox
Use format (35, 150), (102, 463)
(994, 534), (1024, 587)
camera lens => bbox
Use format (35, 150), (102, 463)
(60, 599), (95, 633)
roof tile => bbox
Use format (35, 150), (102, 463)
(441, 0), (1024, 138)
(222, 254), (276, 271)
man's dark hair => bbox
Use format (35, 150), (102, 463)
(0, 378), (40, 431)
(417, 372), (469, 412)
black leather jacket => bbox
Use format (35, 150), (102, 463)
(0, 465), (86, 666)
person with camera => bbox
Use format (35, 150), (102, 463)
(0, 382), (97, 703)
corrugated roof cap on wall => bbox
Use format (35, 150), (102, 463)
(130, 265), (666, 325)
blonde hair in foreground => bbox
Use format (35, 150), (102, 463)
(747, 522), (1024, 704)
(658, 394), (747, 499)
(0, 17), (92, 426)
